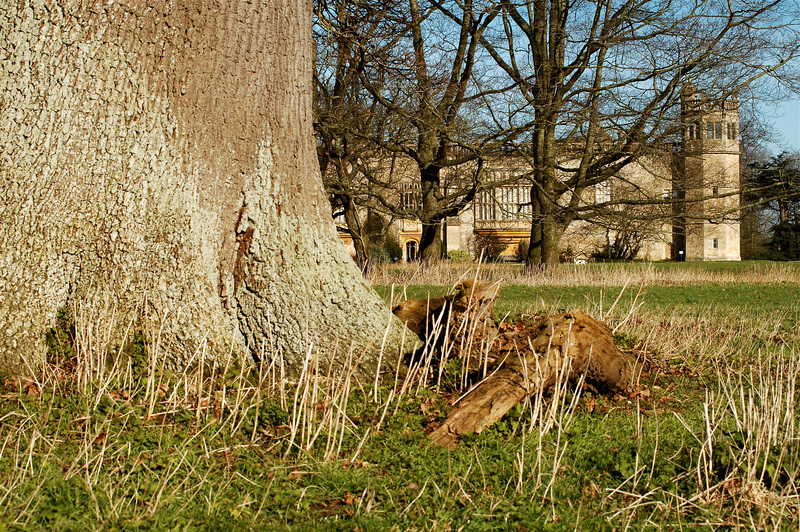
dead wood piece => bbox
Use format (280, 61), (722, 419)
(441, 280), (501, 367)
(428, 353), (537, 448)
(525, 310), (629, 393)
(392, 295), (451, 337)
(429, 310), (632, 448)
(392, 280), (501, 363)
(450, 279), (500, 312)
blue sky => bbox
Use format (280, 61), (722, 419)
(769, 98), (800, 154)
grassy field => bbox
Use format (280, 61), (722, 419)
(378, 282), (800, 316)
(1, 262), (799, 530)
(370, 259), (800, 288)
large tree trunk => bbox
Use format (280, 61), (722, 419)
(419, 166), (444, 261)
(0, 0), (410, 376)
(527, 174), (564, 268)
(525, 193), (543, 268)
(419, 221), (444, 262)
(540, 213), (564, 267)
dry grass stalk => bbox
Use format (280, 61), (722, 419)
(370, 261), (800, 287)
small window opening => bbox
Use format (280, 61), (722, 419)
(595, 181), (612, 203)
(400, 183), (420, 210)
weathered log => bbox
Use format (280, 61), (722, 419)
(392, 295), (452, 337)
(429, 311), (631, 448)
(436, 280), (500, 367)
(392, 280), (500, 363)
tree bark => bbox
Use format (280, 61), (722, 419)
(339, 194), (371, 272)
(525, 194), (543, 268)
(0, 0), (410, 376)
(540, 213), (565, 267)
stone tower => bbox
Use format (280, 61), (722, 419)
(675, 84), (741, 261)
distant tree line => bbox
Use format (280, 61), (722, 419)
(742, 152), (800, 260)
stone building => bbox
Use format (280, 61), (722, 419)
(675, 86), (741, 261)
(336, 87), (741, 262)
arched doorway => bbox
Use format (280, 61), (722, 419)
(405, 240), (417, 262)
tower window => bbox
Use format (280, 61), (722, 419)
(686, 121), (701, 140)
(726, 122), (737, 140)
(707, 122), (723, 140)
(712, 238), (719, 249)
(712, 186), (719, 195)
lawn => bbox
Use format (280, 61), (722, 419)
(1, 262), (798, 530)
(376, 283), (800, 318)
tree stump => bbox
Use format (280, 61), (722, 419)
(429, 310), (631, 448)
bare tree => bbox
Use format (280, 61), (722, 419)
(315, 0), (511, 260)
(467, 0), (800, 267)
(0, 0), (410, 376)
(314, 0), (399, 270)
